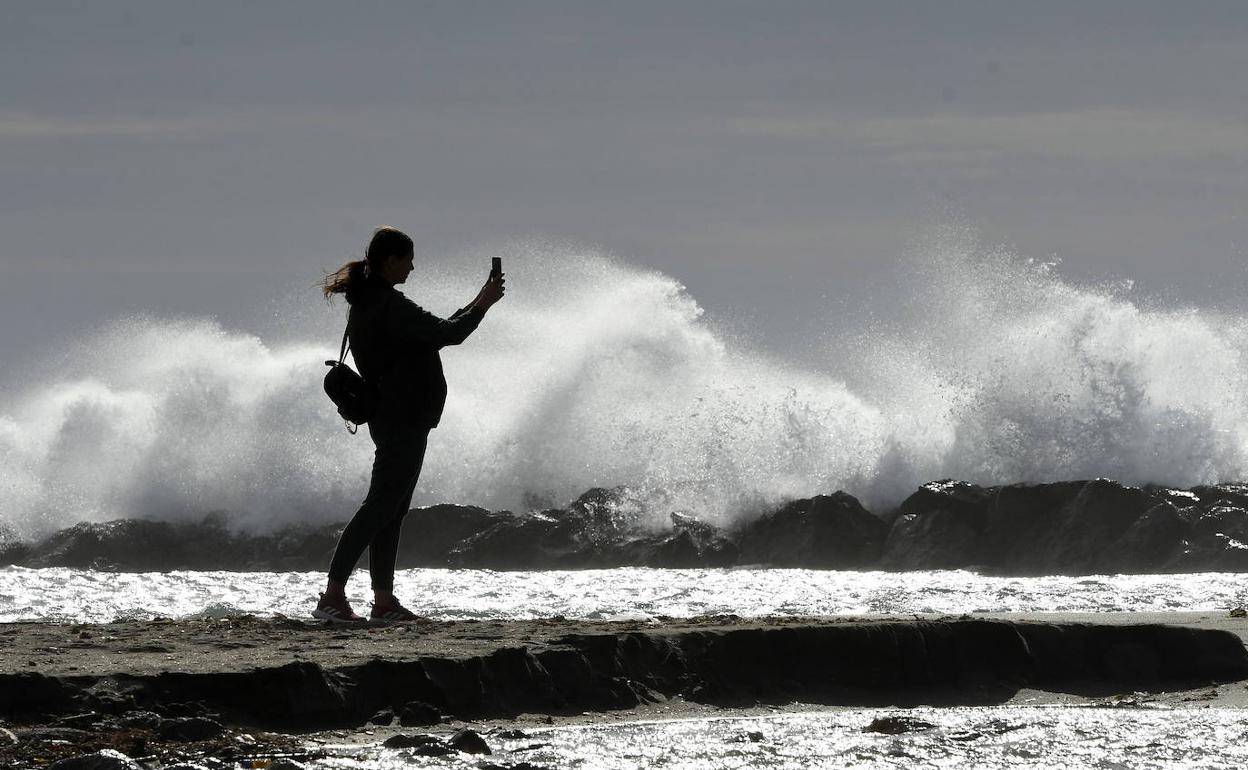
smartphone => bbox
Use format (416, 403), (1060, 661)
(491, 256), (502, 278)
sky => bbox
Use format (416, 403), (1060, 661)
(4, 1), (1248, 361)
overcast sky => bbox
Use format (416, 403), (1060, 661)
(4, 1), (1247, 360)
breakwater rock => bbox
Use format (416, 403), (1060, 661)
(9, 480), (1248, 575)
(1, 616), (1245, 735)
(881, 479), (1248, 574)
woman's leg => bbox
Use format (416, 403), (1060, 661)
(326, 425), (428, 589)
(368, 433), (427, 599)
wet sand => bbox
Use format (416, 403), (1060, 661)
(3, 611), (1246, 678)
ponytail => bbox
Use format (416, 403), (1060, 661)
(320, 226), (414, 300)
(321, 259), (368, 299)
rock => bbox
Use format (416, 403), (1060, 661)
(0, 672), (76, 713)
(449, 728), (492, 755)
(0, 726), (16, 745)
(397, 505), (506, 567)
(450, 487), (640, 569)
(48, 749), (140, 770)
(157, 716), (225, 741)
(266, 760), (308, 770)
(162, 764), (211, 770)
(397, 701), (442, 727)
(637, 514), (739, 568)
(82, 689), (136, 715)
(368, 707), (394, 725)
(383, 733), (442, 749)
(495, 729), (529, 739)
(16, 478), (1248, 574)
(865, 715), (937, 734)
(410, 742), (455, 756)
(10, 488), (740, 572)
(26, 518), (226, 571)
(1165, 501), (1248, 571)
(1193, 505), (1248, 540)
(262, 523), (344, 571)
(883, 479), (1208, 574)
(445, 487), (742, 570)
(881, 481), (991, 569)
(449, 511), (566, 568)
(727, 730), (765, 742)
(17, 513), (342, 571)
(735, 492), (887, 567)
(1188, 483), (1248, 511)
(983, 480), (1158, 574)
(118, 710), (162, 729)
(1109, 502), (1189, 571)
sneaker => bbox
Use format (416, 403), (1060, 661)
(312, 593), (365, 624)
(370, 598), (420, 623)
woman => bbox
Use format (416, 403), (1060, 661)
(316, 226), (505, 622)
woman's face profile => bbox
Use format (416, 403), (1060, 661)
(381, 251), (415, 285)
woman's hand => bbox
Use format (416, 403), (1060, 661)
(473, 272), (506, 310)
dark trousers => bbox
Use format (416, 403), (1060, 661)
(327, 418), (430, 592)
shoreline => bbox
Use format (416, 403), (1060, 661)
(3, 612), (1248, 766)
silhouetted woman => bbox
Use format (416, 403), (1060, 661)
(316, 226), (505, 622)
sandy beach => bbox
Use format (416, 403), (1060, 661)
(3, 612), (1247, 767)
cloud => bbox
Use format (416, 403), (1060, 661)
(726, 109), (1248, 161)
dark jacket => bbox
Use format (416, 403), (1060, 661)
(346, 273), (485, 429)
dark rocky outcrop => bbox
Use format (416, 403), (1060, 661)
(396, 505), (505, 567)
(879, 481), (992, 570)
(447, 488), (738, 569)
(734, 492), (887, 568)
(448, 728), (492, 755)
(20, 514), (342, 572)
(0, 619), (1244, 733)
(865, 715), (937, 734)
(881, 478), (1248, 574)
(12, 479), (1248, 575)
(883, 479), (1165, 574)
(396, 701), (442, 727)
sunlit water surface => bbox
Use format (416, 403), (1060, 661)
(312, 706), (1248, 769)
(6, 567), (1248, 769)
(3, 566), (1246, 623)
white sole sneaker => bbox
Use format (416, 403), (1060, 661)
(312, 607), (365, 624)
(370, 609), (420, 623)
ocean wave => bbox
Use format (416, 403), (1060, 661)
(1, 230), (1246, 537)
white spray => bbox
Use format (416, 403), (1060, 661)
(1, 231), (1245, 539)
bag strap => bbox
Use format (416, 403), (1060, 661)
(337, 321), (350, 365)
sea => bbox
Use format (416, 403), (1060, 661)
(2, 566), (1247, 624)
(323, 706), (1248, 769)
(5, 234), (1248, 766)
